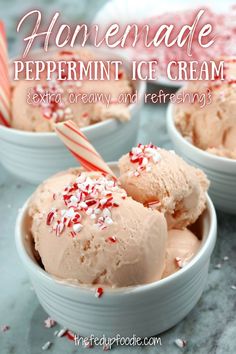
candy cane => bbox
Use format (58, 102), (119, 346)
(0, 21), (11, 127)
(55, 120), (117, 178)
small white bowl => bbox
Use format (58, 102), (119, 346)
(167, 103), (236, 214)
(0, 48), (146, 184)
(15, 163), (217, 338)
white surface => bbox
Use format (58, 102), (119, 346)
(15, 163), (217, 338)
(167, 103), (236, 214)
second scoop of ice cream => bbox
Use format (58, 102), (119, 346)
(28, 169), (167, 287)
(118, 144), (209, 229)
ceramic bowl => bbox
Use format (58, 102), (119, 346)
(15, 163), (217, 338)
(0, 48), (146, 184)
(167, 103), (236, 214)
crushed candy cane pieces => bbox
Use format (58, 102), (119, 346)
(65, 330), (76, 341)
(1, 325), (10, 332)
(103, 343), (112, 351)
(174, 338), (187, 348)
(42, 341), (52, 351)
(46, 173), (126, 237)
(57, 328), (68, 337)
(106, 236), (117, 243)
(175, 257), (186, 269)
(83, 339), (93, 348)
(33, 80), (74, 123)
(44, 317), (56, 328)
(95, 287), (104, 298)
(128, 143), (161, 176)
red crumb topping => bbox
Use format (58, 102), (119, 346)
(44, 317), (56, 328)
(175, 257), (185, 269)
(65, 330), (76, 341)
(95, 287), (104, 298)
(106, 236), (117, 243)
(33, 80), (74, 123)
(46, 173), (126, 237)
(128, 143), (161, 176)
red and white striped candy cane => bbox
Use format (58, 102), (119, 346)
(0, 21), (11, 127)
(55, 120), (117, 179)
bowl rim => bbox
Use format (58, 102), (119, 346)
(15, 162), (217, 296)
(167, 102), (236, 166)
(0, 115), (123, 137)
(1, 45), (146, 138)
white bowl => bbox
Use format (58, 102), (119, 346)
(15, 163), (217, 338)
(0, 48), (146, 184)
(167, 103), (236, 214)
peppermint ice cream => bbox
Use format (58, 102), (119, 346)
(174, 58), (236, 159)
(28, 169), (167, 286)
(11, 49), (133, 132)
(26, 144), (209, 286)
(162, 228), (201, 279)
(118, 144), (209, 229)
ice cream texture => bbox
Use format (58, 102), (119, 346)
(28, 169), (167, 287)
(174, 58), (236, 159)
(162, 229), (201, 278)
(11, 49), (133, 132)
(118, 144), (209, 229)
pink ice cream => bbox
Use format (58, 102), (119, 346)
(11, 49), (133, 132)
(28, 169), (167, 287)
(162, 228), (201, 278)
(118, 144), (209, 229)
(174, 58), (236, 159)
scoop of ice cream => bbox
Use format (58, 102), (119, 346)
(174, 58), (236, 159)
(207, 146), (236, 159)
(11, 49), (132, 132)
(162, 228), (201, 278)
(118, 144), (209, 229)
(28, 169), (167, 287)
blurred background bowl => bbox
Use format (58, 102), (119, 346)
(0, 47), (146, 184)
(93, 0), (235, 87)
(167, 103), (236, 214)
